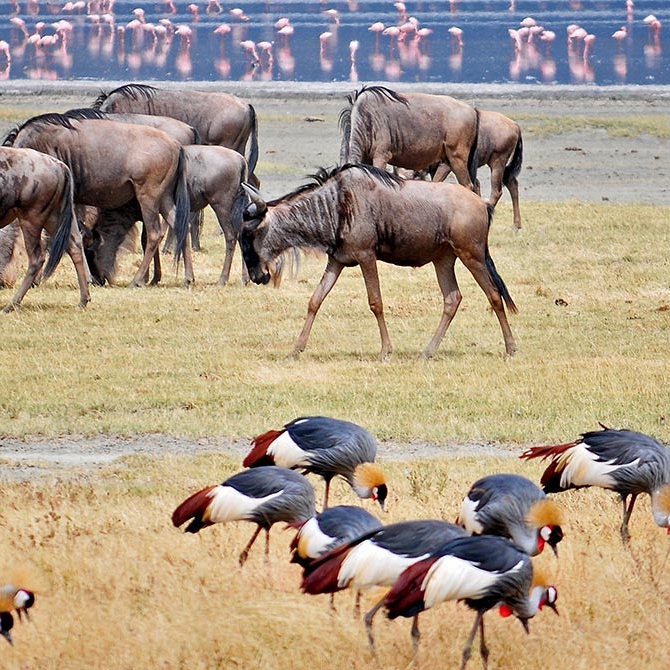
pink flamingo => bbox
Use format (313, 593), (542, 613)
(539, 29), (555, 56)
(349, 39), (359, 82)
(611, 25), (627, 50)
(448, 25), (463, 50)
(369, 21), (385, 52)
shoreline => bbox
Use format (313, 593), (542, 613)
(2, 79), (670, 101)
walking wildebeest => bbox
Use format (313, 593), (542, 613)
(240, 164), (518, 361)
(81, 146), (249, 287)
(93, 83), (260, 187)
(0, 146), (90, 310)
(3, 111), (192, 288)
(338, 85), (480, 191)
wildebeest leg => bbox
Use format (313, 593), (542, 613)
(129, 206), (163, 287)
(422, 254), (461, 358)
(292, 256), (344, 358)
(358, 257), (392, 361)
(66, 227), (92, 309)
(3, 224), (44, 312)
(506, 175), (521, 229)
(433, 156), (474, 191)
(140, 223), (162, 285)
(213, 204), (244, 286)
(459, 255), (517, 356)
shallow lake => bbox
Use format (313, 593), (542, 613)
(0, 0), (668, 86)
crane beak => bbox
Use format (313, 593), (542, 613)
(1, 630), (12, 646)
(520, 618), (530, 634)
(547, 601), (559, 616)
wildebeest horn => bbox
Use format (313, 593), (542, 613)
(242, 182), (267, 215)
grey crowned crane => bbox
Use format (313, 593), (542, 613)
(290, 504), (383, 612)
(458, 473), (564, 556)
(243, 416), (388, 510)
(383, 535), (558, 667)
(171, 466), (316, 565)
(520, 426), (670, 543)
(299, 519), (466, 649)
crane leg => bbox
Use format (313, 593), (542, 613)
(238, 525), (263, 566)
(323, 479), (331, 510)
(460, 612), (483, 670)
(364, 596), (386, 652)
(353, 590), (361, 617)
(479, 615), (489, 668)
(410, 614), (421, 657)
(621, 494), (638, 544)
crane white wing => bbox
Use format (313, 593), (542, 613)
(422, 556), (525, 610)
(206, 485), (283, 523)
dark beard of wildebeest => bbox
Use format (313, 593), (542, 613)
(240, 164), (518, 361)
(80, 145), (250, 287)
(338, 85), (480, 192)
(92, 83), (261, 188)
(3, 109), (192, 288)
(0, 146), (91, 311)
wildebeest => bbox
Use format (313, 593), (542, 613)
(338, 85), (480, 191)
(0, 146), (90, 310)
(93, 83), (260, 187)
(415, 110), (524, 229)
(82, 146), (249, 287)
(240, 164), (518, 361)
(3, 111), (192, 287)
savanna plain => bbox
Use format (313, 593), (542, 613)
(0, 81), (669, 669)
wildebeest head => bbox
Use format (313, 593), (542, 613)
(241, 183), (271, 285)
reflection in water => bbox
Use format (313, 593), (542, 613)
(0, 1), (667, 85)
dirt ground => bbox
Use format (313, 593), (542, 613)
(0, 80), (668, 476)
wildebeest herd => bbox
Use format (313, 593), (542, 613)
(0, 83), (524, 359)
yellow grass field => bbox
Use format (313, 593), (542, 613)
(0, 84), (669, 669)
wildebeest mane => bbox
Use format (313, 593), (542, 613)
(338, 86), (409, 164)
(3, 112), (84, 146)
(347, 85), (409, 108)
(62, 108), (111, 121)
(92, 83), (158, 110)
(268, 164), (401, 208)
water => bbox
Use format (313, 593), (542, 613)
(0, 0), (668, 86)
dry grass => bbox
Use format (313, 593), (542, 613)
(1, 93), (669, 668)
(2, 455), (670, 669)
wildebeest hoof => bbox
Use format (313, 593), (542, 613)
(1, 303), (18, 314)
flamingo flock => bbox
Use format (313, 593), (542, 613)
(0, 1), (663, 83)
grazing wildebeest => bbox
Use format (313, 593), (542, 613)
(417, 110), (524, 229)
(339, 85), (480, 191)
(240, 164), (518, 361)
(0, 146), (91, 310)
(81, 146), (249, 287)
(93, 83), (260, 187)
(3, 111), (192, 288)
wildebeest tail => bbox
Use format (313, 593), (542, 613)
(42, 166), (75, 281)
(503, 128), (523, 186)
(338, 105), (352, 164)
(173, 147), (190, 267)
(467, 108), (480, 186)
(486, 251), (518, 314)
(246, 104), (260, 187)
(485, 204), (517, 313)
